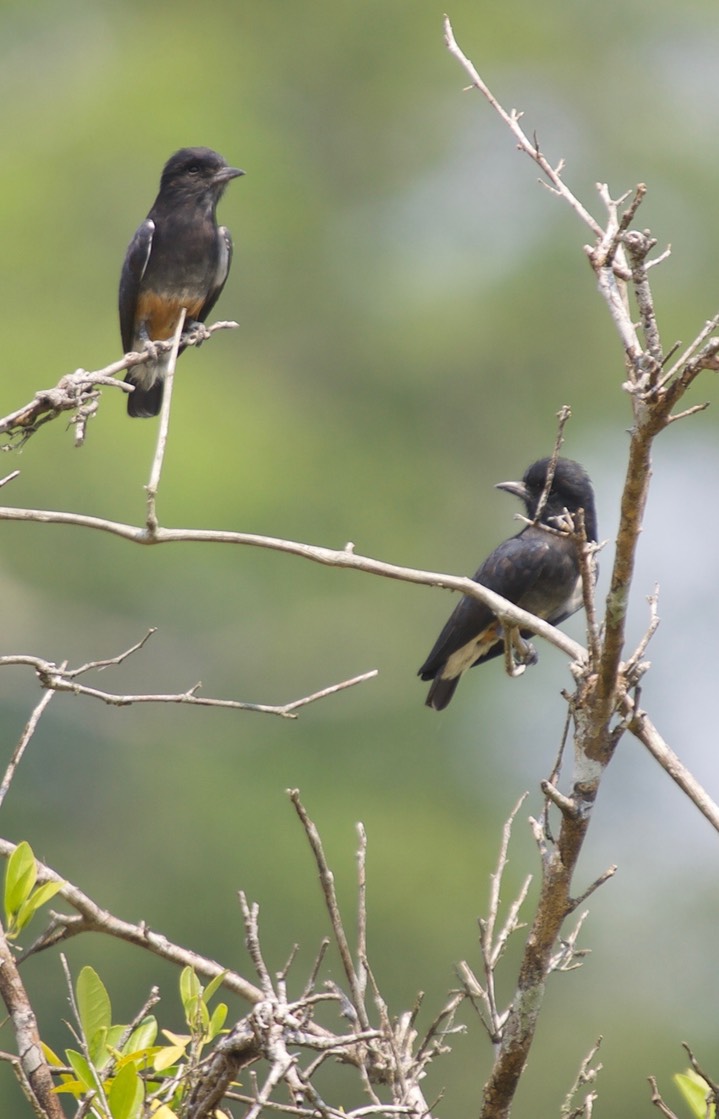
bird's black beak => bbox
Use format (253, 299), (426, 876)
(214, 166), (246, 184)
(495, 480), (529, 501)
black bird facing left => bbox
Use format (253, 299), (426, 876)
(418, 457), (598, 711)
(119, 146), (245, 417)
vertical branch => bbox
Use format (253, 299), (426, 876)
(443, 24), (674, 1119)
(289, 790), (370, 1032)
(356, 822), (368, 1002)
(145, 309), (186, 534)
(0, 923), (67, 1118)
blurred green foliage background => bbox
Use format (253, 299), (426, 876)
(1, 0), (719, 1114)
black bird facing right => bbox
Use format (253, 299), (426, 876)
(418, 457), (598, 711)
(119, 146), (245, 418)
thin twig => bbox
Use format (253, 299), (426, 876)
(239, 893), (274, 996)
(647, 1077), (681, 1119)
(443, 17), (602, 235)
(567, 866), (617, 913)
(356, 823), (368, 1003)
(472, 795), (532, 1041)
(549, 910), (591, 972)
(0, 687), (58, 810)
(0, 838), (263, 1003)
(623, 698), (719, 833)
(302, 940), (330, 1000)
(0, 648), (377, 720)
(561, 1037), (602, 1118)
(682, 1042), (719, 1099)
(534, 404), (572, 524)
(60, 951), (111, 1114)
(65, 629), (157, 676)
(658, 315), (719, 388)
(288, 791), (370, 1033)
(540, 780), (578, 819)
(0, 321), (238, 449)
(146, 309), (185, 533)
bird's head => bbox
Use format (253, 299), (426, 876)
(159, 147), (245, 203)
(496, 457), (598, 541)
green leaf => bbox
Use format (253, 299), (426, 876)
(76, 966), (112, 1061)
(28, 879), (65, 911)
(5, 842), (37, 919)
(207, 1002), (228, 1041)
(179, 967), (200, 1011)
(27, 877), (65, 913)
(674, 1071), (715, 1119)
(107, 1024), (128, 1050)
(65, 1049), (97, 1094)
(107, 1061), (143, 1119)
(12, 899), (38, 936)
(202, 970), (227, 1005)
(122, 1016), (157, 1056)
(13, 879), (65, 935)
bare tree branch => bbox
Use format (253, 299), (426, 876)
(0, 687), (58, 810)
(0, 504), (588, 661)
(0, 838), (264, 1004)
(442, 16), (602, 235)
(622, 697), (719, 832)
(442, 18), (719, 1118)
(0, 922), (66, 1119)
(146, 308), (185, 533)
(0, 320), (238, 450)
(682, 1042), (719, 1101)
(647, 1076), (681, 1119)
(289, 790), (371, 1033)
(0, 641), (377, 721)
(458, 797), (531, 1044)
(561, 1037), (602, 1119)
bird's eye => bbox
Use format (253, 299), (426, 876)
(186, 164), (200, 175)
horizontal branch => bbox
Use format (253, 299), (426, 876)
(0, 504), (587, 664)
(0, 837), (263, 1004)
(0, 648), (377, 721)
(0, 321), (238, 448)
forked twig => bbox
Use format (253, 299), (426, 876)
(0, 321), (238, 449)
(289, 790), (370, 1033)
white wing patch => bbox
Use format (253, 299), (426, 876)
(136, 219), (155, 283)
(215, 226), (232, 288)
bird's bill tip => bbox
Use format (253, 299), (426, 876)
(216, 165), (246, 183)
(495, 479), (528, 500)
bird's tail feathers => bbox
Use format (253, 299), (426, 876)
(124, 352), (170, 418)
(425, 675), (460, 711)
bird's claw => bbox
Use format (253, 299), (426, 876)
(183, 322), (211, 348)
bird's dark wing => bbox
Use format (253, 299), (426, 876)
(118, 219), (155, 352)
(197, 226), (233, 323)
(419, 529), (571, 681)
